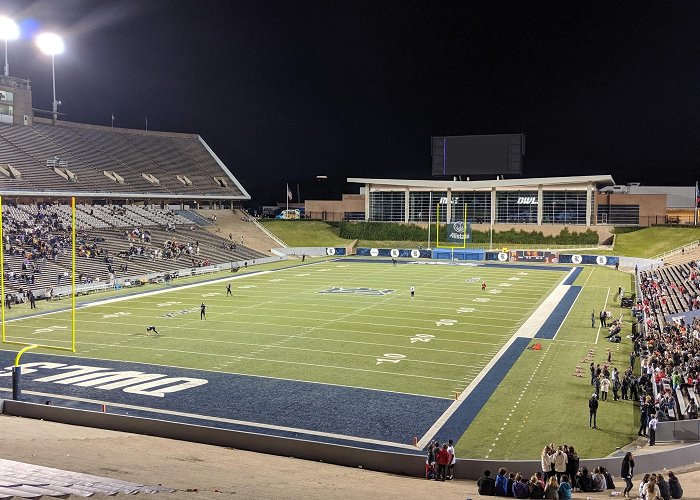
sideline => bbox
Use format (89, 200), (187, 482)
(416, 267), (577, 449)
(595, 287), (611, 344)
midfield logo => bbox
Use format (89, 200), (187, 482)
(318, 287), (395, 296)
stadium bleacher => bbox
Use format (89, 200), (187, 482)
(2, 203), (265, 301)
(0, 119), (248, 197)
(637, 259), (700, 421)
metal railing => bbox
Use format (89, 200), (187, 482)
(651, 240), (700, 261)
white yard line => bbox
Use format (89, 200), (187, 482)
(0, 387), (418, 450)
(415, 267), (577, 449)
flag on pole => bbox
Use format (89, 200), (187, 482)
(696, 180), (700, 207)
(286, 183), (293, 201)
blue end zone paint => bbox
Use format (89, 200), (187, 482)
(429, 337), (532, 443)
(0, 351), (449, 452)
(563, 266), (583, 285)
(533, 286), (582, 340)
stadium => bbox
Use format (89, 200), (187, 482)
(2, 5), (700, 500)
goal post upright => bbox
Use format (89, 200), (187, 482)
(435, 202), (469, 251)
(71, 196), (76, 352)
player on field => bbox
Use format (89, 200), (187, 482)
(146, 326), (160, 336)
(226, 283), (232, 297)
(392, 258), (397, 267)
(200, 302), (207, 320)
(481, 280), (487, 291)
(410, 285), (415, 298)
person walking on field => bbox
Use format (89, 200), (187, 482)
(481, 280), (487, 291)
(589, 393), (599, 428)
(591, 309), (595, 328)
(410, 285), (415, 298)
(601, 377), (610, 401)
(226, 283), (232, 297)
(200, 302), (206, 320)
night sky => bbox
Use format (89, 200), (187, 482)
(3, 1), (700, 205)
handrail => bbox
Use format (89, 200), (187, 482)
(245, 213), (288, 248)
(651, 240), (700, 261)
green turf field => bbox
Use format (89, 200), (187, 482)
(4, 260), (562, 399)
(456, 266), (638, 459)
(3, 259), (636, 458)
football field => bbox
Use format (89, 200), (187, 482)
(3, 259), (564, 398)
(0, 258), (637, 457)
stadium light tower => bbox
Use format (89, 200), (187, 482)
(36, 32), (64, 125)
(0, 16), (20, 76)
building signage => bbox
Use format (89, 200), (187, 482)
(517, 197), (538, 205)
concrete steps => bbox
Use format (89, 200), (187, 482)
(195, 208), (280, 255)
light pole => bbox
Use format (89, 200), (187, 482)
(36, 32), (64, 125)
(0, 16), (19, 77)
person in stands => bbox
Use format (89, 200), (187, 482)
(477, 469), (496, 496)
(667, 471), (683, 499)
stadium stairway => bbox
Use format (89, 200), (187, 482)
(175, 209), (213, 226)
(663, 245), (700, 266)
(194, 208), (280, 255)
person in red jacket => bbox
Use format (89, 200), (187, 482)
(435, 443), (450, 481)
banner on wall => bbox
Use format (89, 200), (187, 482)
(326, 247), (347, 256)
(446, 221), (472, 244)
(559, 254), (620, 266)
(665, 309), (700, 326)
(509, 250), (559, 263)
(356, 248), (432, 259)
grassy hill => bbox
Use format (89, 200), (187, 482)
(613, 227), (700, 258)
(262, 219), (700, 258)
(260, 220), (349, 247)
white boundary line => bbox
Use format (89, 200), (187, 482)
(0, 387), (418, 450)
(415, 267), (577, 448)
(595, 287), (611, 345)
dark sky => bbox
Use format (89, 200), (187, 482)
(4, 1), (700, 204)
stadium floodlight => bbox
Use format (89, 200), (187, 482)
(0, 16), (20, 77)
(36, 32), (64, 124)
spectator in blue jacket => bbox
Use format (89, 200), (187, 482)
(495, 467), (509, 496)
(558, 475), (573, 499)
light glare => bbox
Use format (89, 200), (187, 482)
(36, 32), (64, 55)
(0, 16), (20, 40)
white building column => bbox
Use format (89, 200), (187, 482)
(364, 183), (370, 221)
(586, 182), (593, 226)
(537, 184), (543, 226)
(404, 187), (410, 223)
(490, 188), (497, 226)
